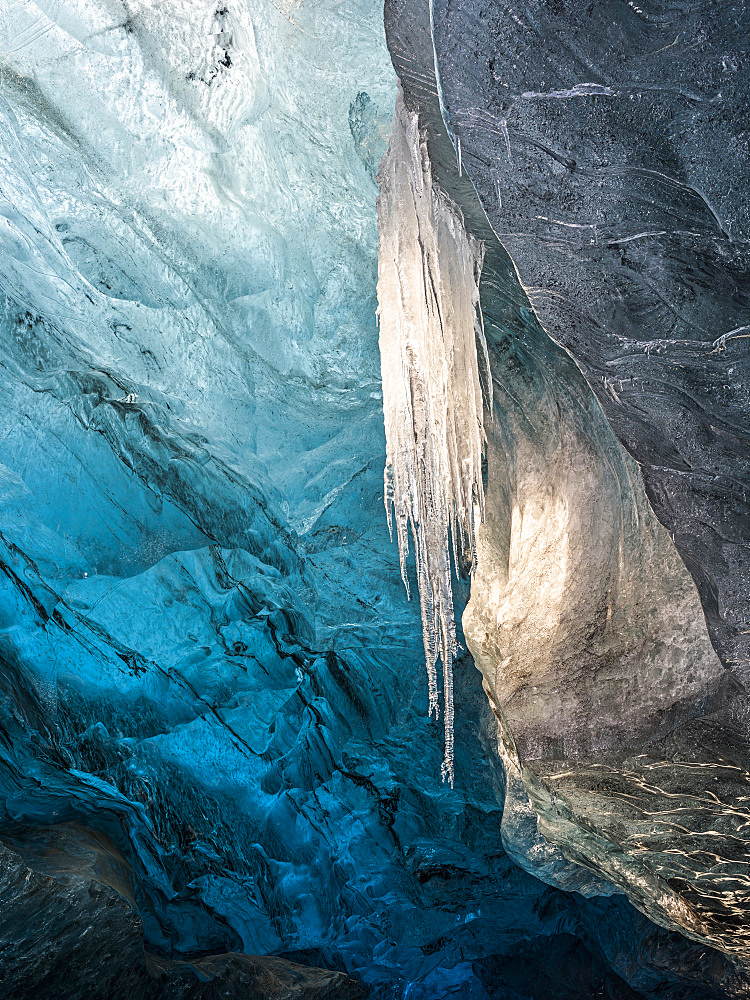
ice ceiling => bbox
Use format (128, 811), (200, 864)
(0, 0), (748, 998)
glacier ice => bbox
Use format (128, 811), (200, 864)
(376, 87), (490, 786)
(426, 0), (750, 967)
(0, 0), (745, 994)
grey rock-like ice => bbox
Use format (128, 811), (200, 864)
(421, 0), (750, 967)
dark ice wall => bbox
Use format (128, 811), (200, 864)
(418, 0), (750, 971)
(430, 0), (750, 675)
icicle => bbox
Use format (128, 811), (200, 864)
(376, 86), (491, 787)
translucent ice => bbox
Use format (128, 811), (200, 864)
(376, 88), (490, 785)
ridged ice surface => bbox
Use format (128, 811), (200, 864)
(376, 89), (489, 785)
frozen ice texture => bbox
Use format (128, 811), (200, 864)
(377, 88), (490, 785)
(0, 0), (744, 993)
(425, 0), (750, 964)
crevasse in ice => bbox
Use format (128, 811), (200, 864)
(0, 0), (742, 995)
(376, 88), (490, 786)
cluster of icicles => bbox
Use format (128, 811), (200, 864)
(376, 88), (491, 786)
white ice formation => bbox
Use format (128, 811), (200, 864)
(376, 88), (491, 786)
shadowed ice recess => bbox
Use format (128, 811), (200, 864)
(0, 0), (747, 997)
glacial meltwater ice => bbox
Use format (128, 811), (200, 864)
(376, 87), (491, 786)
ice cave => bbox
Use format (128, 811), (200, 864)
(0, 0), (748, 997)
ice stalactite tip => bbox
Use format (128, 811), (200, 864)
(376, 86), (491, 787)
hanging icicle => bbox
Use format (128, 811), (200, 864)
(376, 86), (491, 786)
